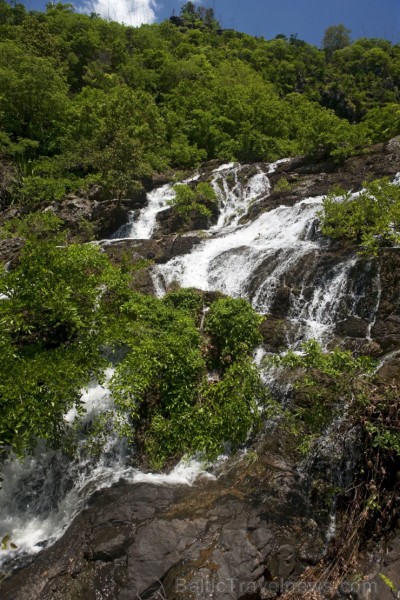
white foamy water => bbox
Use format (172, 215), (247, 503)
(211, 164), (271, 230)
(0, 374), (212, 569)
(129, 183), (175, 239)
(288, 256), (358, 342)
(153, 197), (323, 315)
(1, 159), (388, 572)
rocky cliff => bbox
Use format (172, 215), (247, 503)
(1, 141), (399, 600)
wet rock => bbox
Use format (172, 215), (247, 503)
(260, 317), (299, 352)
(341, 338), (383, 357)
(377, 355), (400, 384)
(371, 249), (400, 352)
(249, 139), (400, 221)
(102, 235), (201, 266)
(89, 526), (131, 561)
(156, 205), (219, 235)
(92, 199), (137, 239)
(348, 528), (400, 600)
(335, 316), (369, 338)
(0, 452), (332, 600)
(0, 206), (20, 227)
(268, 285), (292, 319)
(54, 194), (93, 224)
(384, 135), (400, 156)
(42, 186), (148, 240)
(100, 236), (201, 294)
(0, 237), (24, 267)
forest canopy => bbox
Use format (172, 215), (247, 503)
(0, 1), (399, 210)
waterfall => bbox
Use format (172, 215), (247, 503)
(129, 183), (175, 239)
(148, 162), (377, 344)
(0, 372), (213, 570)
(0, 159), (385, 573)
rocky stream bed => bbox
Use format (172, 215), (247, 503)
(1, 140), (400, 599)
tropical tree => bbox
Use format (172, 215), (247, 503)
(322, 24), (351, 60)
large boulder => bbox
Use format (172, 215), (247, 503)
(0, 435), (337, 600)
(102, 235), (201, 266)
(371, 250), (400, 353)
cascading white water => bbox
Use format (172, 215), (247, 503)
(148, 163), (387, 345)
(1, 160), (389, 573)
(211, 164), (271, 230)
(154, 197), (321, 298)
(0, 372), (213, 570)
(289, 256), (359, 342)
(129, 183), (175, 239)
(114, 171), (201, 240)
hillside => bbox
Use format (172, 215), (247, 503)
(1, 1), (400, 216)
(0, 4), (400, 599)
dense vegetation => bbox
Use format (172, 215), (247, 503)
(0, 1), (399, 471)
(267, 341), (400, 576)
(320, 178), (400, 255)
(0, 216), (271, 464)
(0, 1), (399, 212)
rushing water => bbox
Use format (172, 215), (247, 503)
(151, 162), (380, 344)
(0, 373), (213, 570)
(0, 160), (386, 571)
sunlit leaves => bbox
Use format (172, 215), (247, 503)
(320, 178), (400, 255)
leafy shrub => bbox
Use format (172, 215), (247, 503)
(205, 297), (263, 365)
(266, 340), (375, 453)
(0, 233), (125, 454)
(19, 175), (69, 207)
(170, 182), (217, 219)
(0, 211), (64, 240)
(319, 178), (400, 255)
(0, 225), (268, 464)
(162, 287), (204, 321)
(111, 292), (270, 468)
(143, 358), (268, 468)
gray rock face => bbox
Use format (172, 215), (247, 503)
(371, 250), (400, 353)
(53, 188), (147, 240)
(1, 140), (400, 600)
(0, 455), (329, 600)
(102, 235), (201, 265)
(0, 237), (24, 268)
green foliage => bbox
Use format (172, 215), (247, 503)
(267, 341), (400, 467)
(322, 24), (351, 59)
(0, 40), (69, 153)
(269, 339), (374, 375)
(0, 211), (64, 240)
(206, 297), (263, 365)
(110, 292), (268, 468)
(142, 358), (267, 468)
(0, 226), (268, 464)
(362, 382), (400, 457)
(162, 287), (204, 321)
(362, 103), (400, 142)
(379, 573), (398, 594)
(18, 175), (70, 207)
(60, 84), (168, 198)
(0, 6), (399, 469)
(0, 228), (127, 454)
(274, 177), (293, 193)
(180, 2), (219, 30)
(320, 178), (400, 255)
(266, 340), (375, 453)
(170, 182), (217, 220)
(0, 7), (397, 211)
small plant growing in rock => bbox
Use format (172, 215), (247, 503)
(169, 182), (217, 220)
(319, 177), (400, 255)
(274, 177), (292, 193)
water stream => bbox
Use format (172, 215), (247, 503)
(0, 374), (213, 569)
(0, 160), (385, 571)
